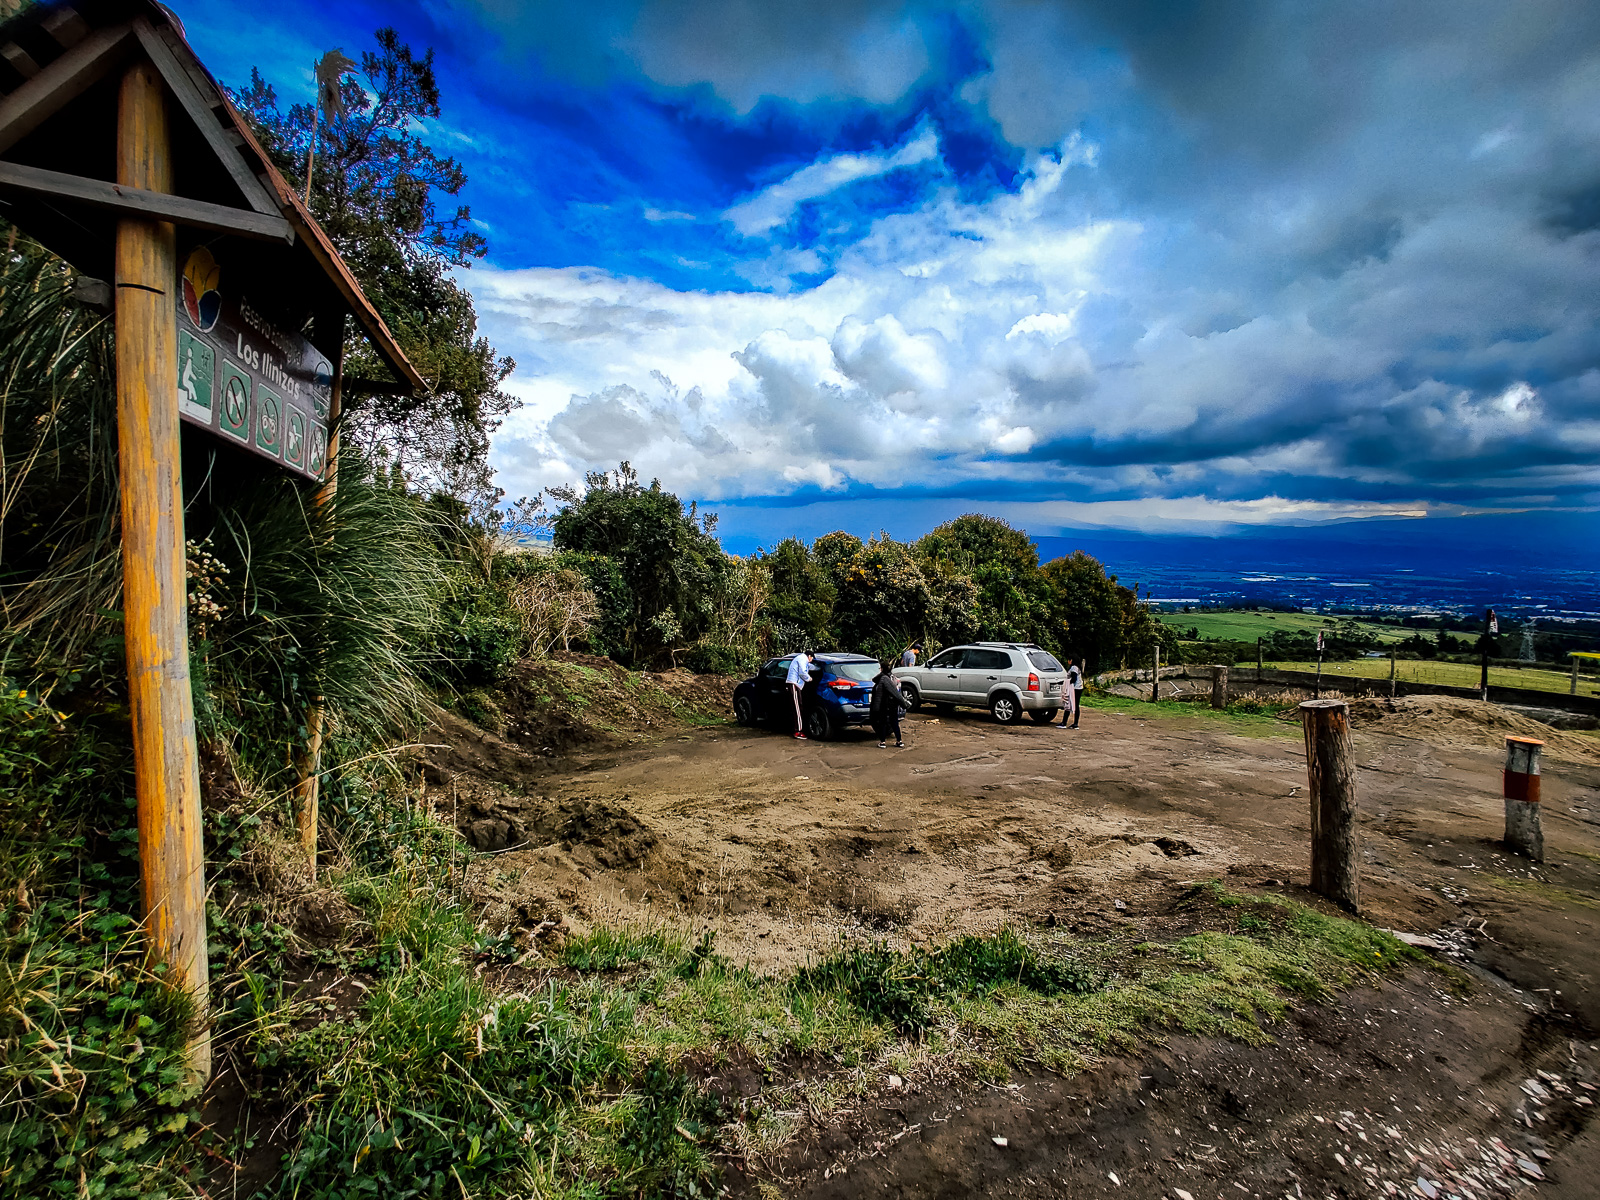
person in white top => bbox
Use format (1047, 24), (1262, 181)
(786, 651), (816, 738)
(1061, 658), (1085, 728)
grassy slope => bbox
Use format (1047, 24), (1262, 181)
(1265, 658), (1596, 697)
(1157, 610), (1408, 644)
(1083, 691), (1298, 738)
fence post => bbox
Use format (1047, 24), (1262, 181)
(1573, 656), (1580, 696)
(1503, 736), (1544, 861)
(1210, 664), (1228, 709)
(1299, 699), (1360, 912)
(1151, 644), (1160, 703)
(1257, 637), (1263, 683)
(1389, 652), (1396, 699)
(115, 59), (209, 1079)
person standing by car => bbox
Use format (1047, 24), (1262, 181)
(900, 640), (923, 668)
(870, 659), (912, 748)
(1062, 657), (1085, 728)
(786, 650), (816, 738)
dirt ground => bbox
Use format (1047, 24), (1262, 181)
(425, 684), (1600, 1197)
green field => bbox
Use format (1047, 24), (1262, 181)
(1157, 609), (1409, 644)
(1265, 658), (1598, 697)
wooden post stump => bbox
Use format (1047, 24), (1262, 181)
(1299, 699), (1359, 912)
(1151, 645), (1160, 703)
(1503, 736), (1544, 861)
(115, 60), (209, 1078)
(1210, 665), (1228, 709)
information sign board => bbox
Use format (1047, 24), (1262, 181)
(174, 246), (333, 480)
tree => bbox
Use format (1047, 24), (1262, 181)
(1039, 552), (1125, 671)
(231, 30), (515, 506)
(832, 534), (935, 658)
(546, 463), (727, 664)
(811, 531), (865, 586)
(918, 515), (1048, 643)
(758, 538), (835, 646)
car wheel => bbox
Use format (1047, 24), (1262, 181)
(899, 681), (921, 711)
(734, 694), (756, 726)
(1028, 708), (1058, 724)
(990, 693), (1020, 724)
(804, 706), (834, 740)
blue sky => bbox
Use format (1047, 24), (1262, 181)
(180, 1), (1600, 553)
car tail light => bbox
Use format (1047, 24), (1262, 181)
(1027, 672), (1040, 691)
(829, 680), (856, 690)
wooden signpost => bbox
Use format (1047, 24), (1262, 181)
(0, 0), (423, 1078)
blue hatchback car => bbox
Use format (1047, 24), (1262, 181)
(732, 653), (881, 740)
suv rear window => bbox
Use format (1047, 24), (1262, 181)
(1028, 651), (1064, 671)
(828, 661), (878, 681)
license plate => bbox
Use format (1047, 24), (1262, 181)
(1048, 682), (1061, 695)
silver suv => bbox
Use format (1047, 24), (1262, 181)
(893, 642), (1068, 725)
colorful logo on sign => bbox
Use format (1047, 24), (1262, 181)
(182, 246), (222, 332)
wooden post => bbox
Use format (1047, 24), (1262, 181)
(1503, 736), (1544, 861)
(291, 313), (345, 875)
(1210, 664), (1228, 709)
(1314, 632), (1323, 700)
(115, 60), (209, 1078)
(1150, 644), (1160, 703)
(1299, 699), (1360, 912)
(1571, 655), (1580, 696)
(1257, 637), (1263, 683)
(1480, 607), (1494, 701)
(1389, 651), (1396, 699)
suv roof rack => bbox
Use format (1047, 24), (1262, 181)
(975, 641), (1041, 649)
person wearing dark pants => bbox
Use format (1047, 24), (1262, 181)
(870, 659), (912, 748)
(786, 650), (815, 738)
(1064, 658), (1084, 728)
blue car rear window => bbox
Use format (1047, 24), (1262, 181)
(827, 662), (878, 682)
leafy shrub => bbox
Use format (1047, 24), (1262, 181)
(0, 689), (202, 1199)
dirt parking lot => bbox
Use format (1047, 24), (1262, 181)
(429, 691), (1600, 1197)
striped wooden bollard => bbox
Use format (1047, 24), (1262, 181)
(1503, 736), (1544, 861)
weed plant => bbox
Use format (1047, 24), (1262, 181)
(0, 690), (202, 1198)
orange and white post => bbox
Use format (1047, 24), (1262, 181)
(1503, 735), (1544, 861)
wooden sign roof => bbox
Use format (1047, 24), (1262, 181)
(0, 0), (423, 392)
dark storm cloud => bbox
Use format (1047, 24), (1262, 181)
(433, 0), (1600, 516)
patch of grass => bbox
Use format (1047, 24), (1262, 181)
(1083, 691), (1297, 737)
(1267, 658), (1590, 697)
(562, 922), (687, 971)
(792, 929), (1101, 1033)
(1481, 873), (1600, 912)
(1158, 610), (1406, 644)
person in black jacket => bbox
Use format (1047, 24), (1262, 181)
(870, 659), (913, 748)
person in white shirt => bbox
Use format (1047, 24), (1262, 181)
(786, 651), (816, 738)
(1061, 658), (1084, 728)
